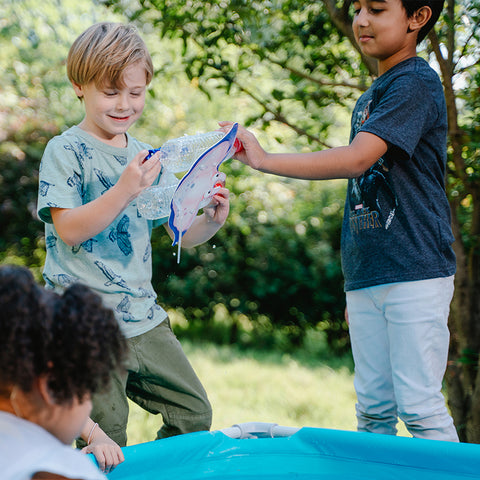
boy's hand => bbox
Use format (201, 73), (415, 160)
(117, 149), (162, 201)
(218, 121), (267, 171)
(81, 428), (124, 473)
(203, 186), (230, 226)
(49, 149), (163, 246)
(166, 184), (230, 247)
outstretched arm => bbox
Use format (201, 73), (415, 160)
(218, 122), (388, 180)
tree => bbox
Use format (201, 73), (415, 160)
(104, 0), (480, 441)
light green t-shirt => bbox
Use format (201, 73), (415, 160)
(37, 126), (168, 338)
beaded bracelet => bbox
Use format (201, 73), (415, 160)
(87, 422), (98, 445)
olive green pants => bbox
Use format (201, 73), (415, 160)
(77, 318), (212, 447)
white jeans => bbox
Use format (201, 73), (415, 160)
(346, 276), (459, 442)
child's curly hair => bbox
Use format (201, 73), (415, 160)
(0, 265), (127, 404)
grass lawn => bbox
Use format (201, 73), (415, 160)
(126, 340), (409, 444)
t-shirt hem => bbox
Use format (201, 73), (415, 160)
(344, 268), (456, 292)
(120, 313), (167, 339)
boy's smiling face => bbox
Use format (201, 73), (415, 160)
(73, 61), (147, 147)
(352, 0), (420, 73)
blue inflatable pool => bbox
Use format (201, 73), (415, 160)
(103, 422), (480, 479)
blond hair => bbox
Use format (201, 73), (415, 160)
(67, 22), (153, 89)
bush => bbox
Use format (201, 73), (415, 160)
(152, 164), (349, 353)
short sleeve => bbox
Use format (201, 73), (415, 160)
(37, 136), (87, 223)
(360, 74), (439, 159)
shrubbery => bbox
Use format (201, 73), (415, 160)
(152, 163), (349, 353)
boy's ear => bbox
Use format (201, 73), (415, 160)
(71, 81), (84, 99)
(408, 6), (432, 33)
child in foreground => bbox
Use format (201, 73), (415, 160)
(0, 264), (127, 479)
(221, 0), (458, 441)
(37, 22), (229, 450)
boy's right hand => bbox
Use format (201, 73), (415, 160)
(117, 149), (162, 201)
(50, 149), (163, 246)
(218, 121), (267, 171)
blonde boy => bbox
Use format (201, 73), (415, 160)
(38, 23), (229, 448)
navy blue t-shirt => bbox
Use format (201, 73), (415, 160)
(341, 57), (456, 291)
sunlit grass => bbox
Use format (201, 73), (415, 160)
(126, 340), (409, 445)
(195, 344), (356, 430)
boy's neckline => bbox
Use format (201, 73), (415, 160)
(376, 56), (420, 80)
(72, 126), (130, 150)
(378, 50), (418, 77)
(76, 124), (128, 148)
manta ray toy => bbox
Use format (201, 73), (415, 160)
(168, 123), (242, 263)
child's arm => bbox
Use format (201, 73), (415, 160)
(163, 186), (230, 247)
(79, 418), (124, 473)
(51, 150), (162, 246)
(218, 122), (388, 180)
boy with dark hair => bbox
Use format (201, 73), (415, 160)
(221, 0), (458, 441)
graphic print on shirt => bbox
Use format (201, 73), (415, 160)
(72, 238), (98, 254)
(48, 273), (78, 288)
(94, 260), (129, 290)
(66, 171), (84, 198)
(113, 154), (128, 166)
(63, 141), (94, 199)
(116, 295), (136, 322)
(143, 244), (151, 263)
(39, 180), (55, 197)
(46, 234), (58, 252)
(108, 215), (133, 256)
(349, 100), (398, 234)
(64, 141), (94, 168)
(94, 167), (115, 194)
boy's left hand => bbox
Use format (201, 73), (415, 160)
(81, 435), (124, 473)
(203, 186), (230, 226)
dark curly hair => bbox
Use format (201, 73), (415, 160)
(0, 265), (50, 395)
(0, 265), (127, 404)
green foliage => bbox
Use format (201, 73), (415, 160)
(448, 67), (480, 250)
(153, 173), (348, 352)
(0, 0), (124, 277)
(0, 0), (350, 353)
(0, 130), (46, 277)
(104, 0), (367, 148)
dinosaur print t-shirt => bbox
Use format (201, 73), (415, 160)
(37, 126), (168, 338)
(341, 57), (456, 291)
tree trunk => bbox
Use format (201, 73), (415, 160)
(427, 4), (480, 441)
(448, 225), (480, 442)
